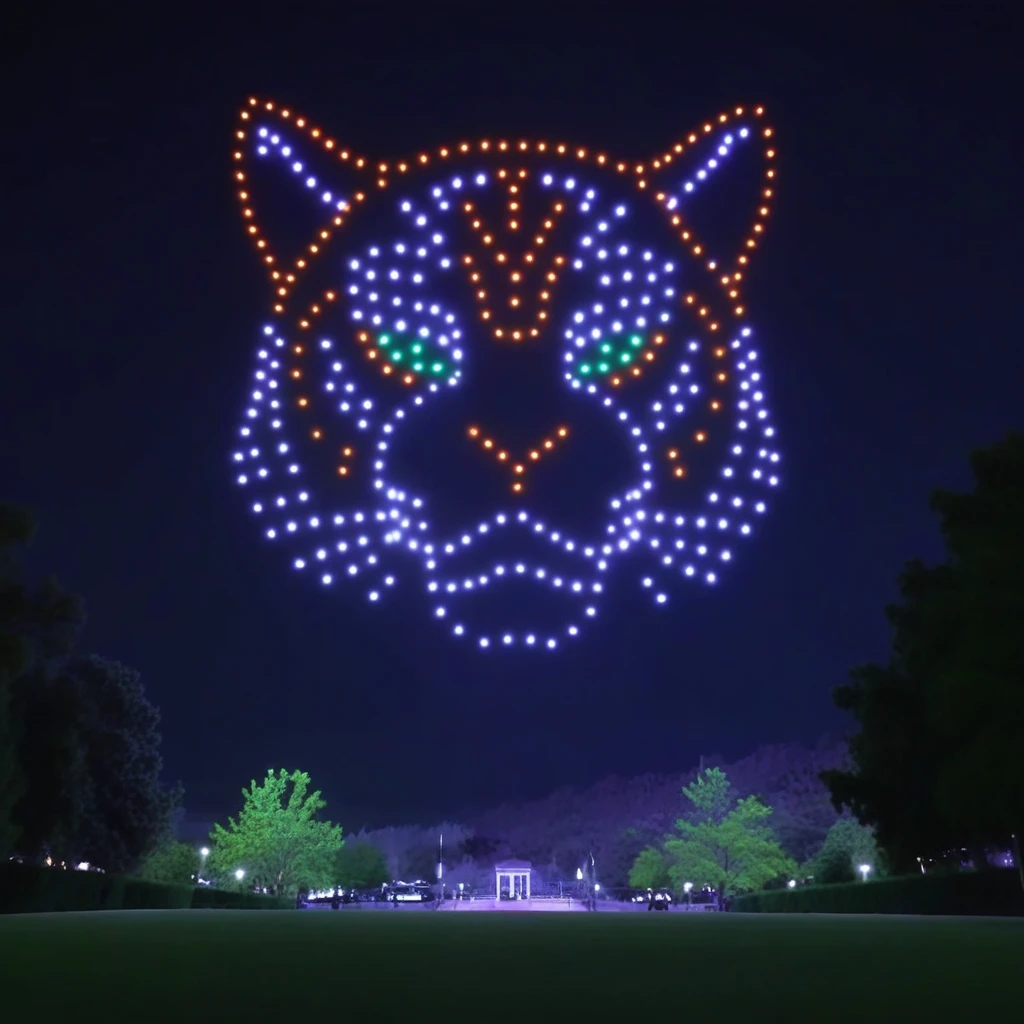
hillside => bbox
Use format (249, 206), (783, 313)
(358, 739), (848, 888)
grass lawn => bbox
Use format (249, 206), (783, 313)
(2, 910), (1022, 1020)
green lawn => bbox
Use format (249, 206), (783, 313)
(2, 910), (1022, 1020)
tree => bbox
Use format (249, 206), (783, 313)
(334, 841), (390, 890)
(1, 504), (84, 858)
(823, 434), (1024, 876)
(140, 840), (201, 885)
(751, 743), (848, 863)
(662, 768), (795, 904)
(49, 656), (178, 873)
(605, 826), (660, 888)
(628, 846), (670, 890)
(680, 766), (735, 824)
(1, 505), (176, 871)
(13, 666), (92, 860)
(210, 769), (342, 895)
(361, 822), (468, 881)
(0, 507), (33, 854)
(805, 818), (881, 884)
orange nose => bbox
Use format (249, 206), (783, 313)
(461, 170), (568, 342)
(467, 424), (570, 494)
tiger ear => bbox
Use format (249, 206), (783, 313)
(232, 96), (377, 309)
(645, 105), (777, 296)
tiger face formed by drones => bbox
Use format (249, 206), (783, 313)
(232, 98), (781, 650)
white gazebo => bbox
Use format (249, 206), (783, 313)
(495, 859), (532, 900)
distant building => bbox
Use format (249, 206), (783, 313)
(495, 859), (532, 899)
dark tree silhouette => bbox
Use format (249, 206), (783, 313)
(68, 656), (181, 872)
(823, 433), (1024, 877)
(1, 504), (84, 857)
(334, 841), (390, 890)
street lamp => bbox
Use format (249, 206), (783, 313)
(587, 851), (597, 911)
(858, 863), (872, 882)
(787, 879), (797, 889)
(199, 847), (209, 884)
(235, 868), (245, 884)
(683, 881), (693, 905)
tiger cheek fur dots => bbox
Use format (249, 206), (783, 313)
(231, 98), (781, 650)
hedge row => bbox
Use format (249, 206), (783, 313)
(0, 860), (293, 915)
(191, 885), (293, 910)
(732, 868), (1024, 916)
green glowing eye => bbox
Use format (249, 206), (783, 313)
(372, 331), (452, 378)
(573, 330), (653, 379)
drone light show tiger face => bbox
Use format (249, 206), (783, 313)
(231, 97), (781, 650)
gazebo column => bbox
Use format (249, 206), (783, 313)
(526, 872), (531, 899)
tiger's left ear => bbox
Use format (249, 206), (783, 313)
(232, 96), (378, 310)
(643, 105), (777, 295)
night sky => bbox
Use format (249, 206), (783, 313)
(4, 3), (1022, 829)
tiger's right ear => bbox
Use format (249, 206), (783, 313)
(233, 96), (378, 310)
(644, 104), (777, 319)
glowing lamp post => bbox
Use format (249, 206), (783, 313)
(235, 868), (246, 888)
(858, 864), (872, 882)
(199, 846), (209, 884)
(683, 881), (693, 905)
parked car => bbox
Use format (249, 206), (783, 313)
(390, 884), (434, 904)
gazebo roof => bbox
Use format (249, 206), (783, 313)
(494, 858), (533, 871)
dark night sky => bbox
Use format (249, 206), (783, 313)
(3, 3), (1022, 829)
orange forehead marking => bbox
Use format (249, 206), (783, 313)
(460, 180), (569, 342)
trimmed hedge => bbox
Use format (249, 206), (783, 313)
(732, 868), (1024, 916)
(191, 886), (293, 910)
(0, 861), (291, 914)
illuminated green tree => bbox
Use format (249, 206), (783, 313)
(680, 766), (734, 823)
(664, 768), (795, 902)
(210, 769), (342, 895)
(805, 818), (881, 884)
(628, 846), (670, 890)
(139, 840), (201, 885)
